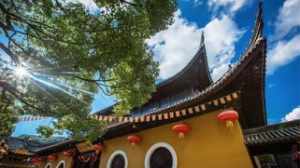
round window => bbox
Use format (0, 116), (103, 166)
(150, 147), (173, 168)
(145, 143), (177, 168)
(107, 150), (128, 168)
(110, 154), (125, 168)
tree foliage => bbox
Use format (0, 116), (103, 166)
(0, 0), (176, 140)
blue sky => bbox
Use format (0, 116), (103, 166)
(13, 0), (300, 136)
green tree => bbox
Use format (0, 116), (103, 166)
(0, 0), (176, 140)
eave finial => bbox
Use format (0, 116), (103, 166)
(200, 31), (205, 47)
(256, 0), (264, 36)
(249, 1), (264, 46)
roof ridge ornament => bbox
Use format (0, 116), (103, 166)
(256, 0), (263, 37)
(249, 1), (264, 46)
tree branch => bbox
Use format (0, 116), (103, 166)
(0, 80), (46, 113)
(71, 74), (114, 83)
(0, 42), (19, 64)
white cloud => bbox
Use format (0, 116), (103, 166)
(274, 0), (300, 40)
(267, 34), (300, 74)
(282, 106), (300, 122)
(208, 0), (247, 13)
(204, 14), (244, 77)
(147, 11), (203, 79)
(147, 10), (243, 81)
(267, 0), (300, 74)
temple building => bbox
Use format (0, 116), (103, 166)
(0, 3), (299, 168)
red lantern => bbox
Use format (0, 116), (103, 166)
(127, 135), (142, 145)
(47, 154), (57, 161)
(93, 144), (103, 154)
(63, 149), (75, 157)
(217, 110), (239, 128)
(31, 157), (42, 166)
(171, 123), (191, 138)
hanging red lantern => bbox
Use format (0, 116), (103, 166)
(47, 154), (57, 161)
(31, 157), (42, 166)
(63, 149), (75, 157)
(171, 123), (191, 138)
(127, 135), (142, 145)
(93, 144), (103, 154)
(217, 110), (239, 128)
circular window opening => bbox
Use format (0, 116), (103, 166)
(150, 147), (173, 168)
(107, 150), (128, 168)
(111, 154), (125, 168)
(145, 143), (177, 168)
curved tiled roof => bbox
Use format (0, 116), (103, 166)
(5, 135), (68, 155)
(244, 120), (300, 145)
(155, 31), (212, 90)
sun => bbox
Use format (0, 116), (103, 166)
(14, 66), (29, 78)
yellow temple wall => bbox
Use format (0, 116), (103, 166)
(99, 110), (253, 168)
(39, 152), (73, 168)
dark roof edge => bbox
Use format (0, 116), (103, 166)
(244, 119), (300, 135)
(33, 139), (77, 154)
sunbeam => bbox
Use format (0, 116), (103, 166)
(34, 73), (95, 96)
(29, 75), (88, 104)
(1, 60), (95, 106)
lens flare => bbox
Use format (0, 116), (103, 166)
(15, 66), (29, 78)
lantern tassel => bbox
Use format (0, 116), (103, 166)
(226, 120), (234, 128)
(178, 132), (185, 138)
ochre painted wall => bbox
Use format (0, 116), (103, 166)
(99, 110), (253, 168)
(39, 152), (73, 168)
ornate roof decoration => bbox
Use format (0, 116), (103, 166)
(248, 1), (263, 49)
(93, 91), (239, 124)
(244, 120), (300, 146)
